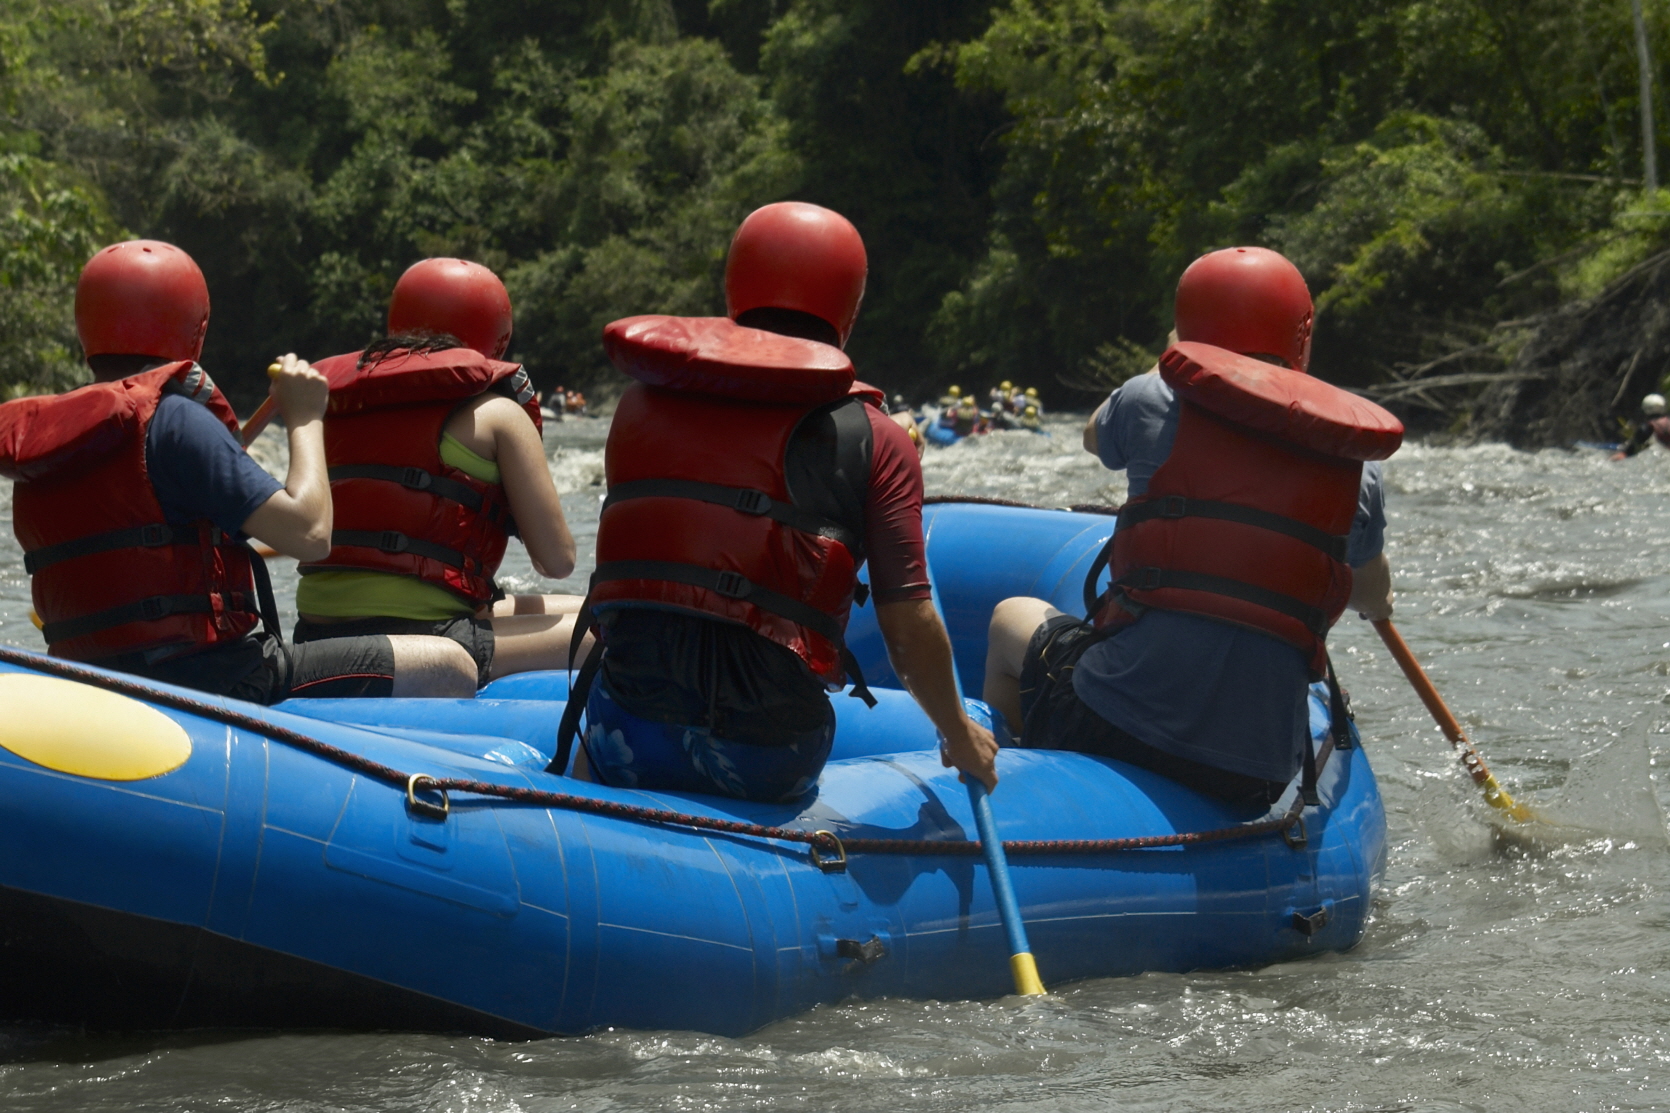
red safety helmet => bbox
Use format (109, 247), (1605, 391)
(75, 240), (211, 363)
(1174, 247), (1314, 372)
(388, 258), (514, 359)
(724, 202), (867, 348)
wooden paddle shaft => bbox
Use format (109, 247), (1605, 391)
(240, 362), (285, 447)
(1372, 618), (1528, 820)
(1371, 619), (1468, 745)
(241, 396), (277, 447)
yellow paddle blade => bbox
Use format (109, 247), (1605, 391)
(1481, 773), (1537, 823)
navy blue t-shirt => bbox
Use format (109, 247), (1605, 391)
(145, 392), (282, 534)
(1077, 372), (1387, 783)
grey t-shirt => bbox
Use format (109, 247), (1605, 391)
(1076, 372), (1386, 783)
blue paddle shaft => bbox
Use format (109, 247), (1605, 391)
(968, 779), (1032, 958)
(928, 546), (1037, 981)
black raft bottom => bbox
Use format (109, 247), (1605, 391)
(0, 885), (547, 1039)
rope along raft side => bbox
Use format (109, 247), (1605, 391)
(0, 645), (1315, 870)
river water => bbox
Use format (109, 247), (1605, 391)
(4, 414), (1670, 1112)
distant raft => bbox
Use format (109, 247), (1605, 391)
(0, 503), (1384, 1037)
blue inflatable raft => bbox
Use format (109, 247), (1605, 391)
(0, 504), (1384, 1037)
(923, 419), (963, 446)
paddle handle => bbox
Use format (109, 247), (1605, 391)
(1372, 618), (1530, 820)
(968, 779), (1046, 996)
(240, 362), (285, 447)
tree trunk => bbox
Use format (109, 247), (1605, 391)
(1633, 0), (1659, 191)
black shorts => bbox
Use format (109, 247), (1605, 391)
(293, 614), (495, 689)
(100, 632), (397, 704)
(1018, 614), (1287, 807)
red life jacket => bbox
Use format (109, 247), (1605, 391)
(0, 362), (262, 662)
(301, 347), (540, 607)
(849, 379), (885, 407)
(589, 315), (875, 690)
(1088, 342), (1403, 677)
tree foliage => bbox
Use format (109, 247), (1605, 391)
(0, 0), (1667, 408)
(941, 0), (1663, 391)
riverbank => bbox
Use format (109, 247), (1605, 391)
(1359, 248), (1670, 450)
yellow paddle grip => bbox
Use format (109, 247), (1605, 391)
(1010, 952), (1046, 996)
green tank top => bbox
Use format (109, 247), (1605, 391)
(295, 435), (503, 621)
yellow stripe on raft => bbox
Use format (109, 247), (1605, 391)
(1009, 952), (1047, 996)
(0, 673), (191, 781)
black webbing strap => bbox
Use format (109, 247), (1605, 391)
(243, 540), (294, 681)
(548, 593), (601, 774)
(25, 523), (192, 575)
(328, 464), (487, 513)
(1299, 724), (1320, 806)
(1118, 496), (1349, 562)
(601, 478), (863, 554)
(1298, 655), (1357, 806)
(244, 543), (283, 638)
(1083, 537), (1113, 617)
(330, 530), (468, 569)
(550, 640), (601, 776)
(42, 594), (220, 645)
(1325, 653), (1354, 751)
(1116, 568), (1330, 639)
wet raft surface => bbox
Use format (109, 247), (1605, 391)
(4, 418), (1670, 1110)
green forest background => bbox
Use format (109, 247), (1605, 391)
(3, 0), (1668, 410)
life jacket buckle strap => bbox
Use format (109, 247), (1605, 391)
(1159, 495), (1188, 519)
(713, 570), (752, 599)
(1126, 567), (1164, 592)
(733, 489), (772, 515)
(399, 467), (432, 491)
(139, 596), (173, 620)
(139, 524), (174, 547)
(379, 531), (410, 554)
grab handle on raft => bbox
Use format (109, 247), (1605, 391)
(1372, 618), (1534, 822)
